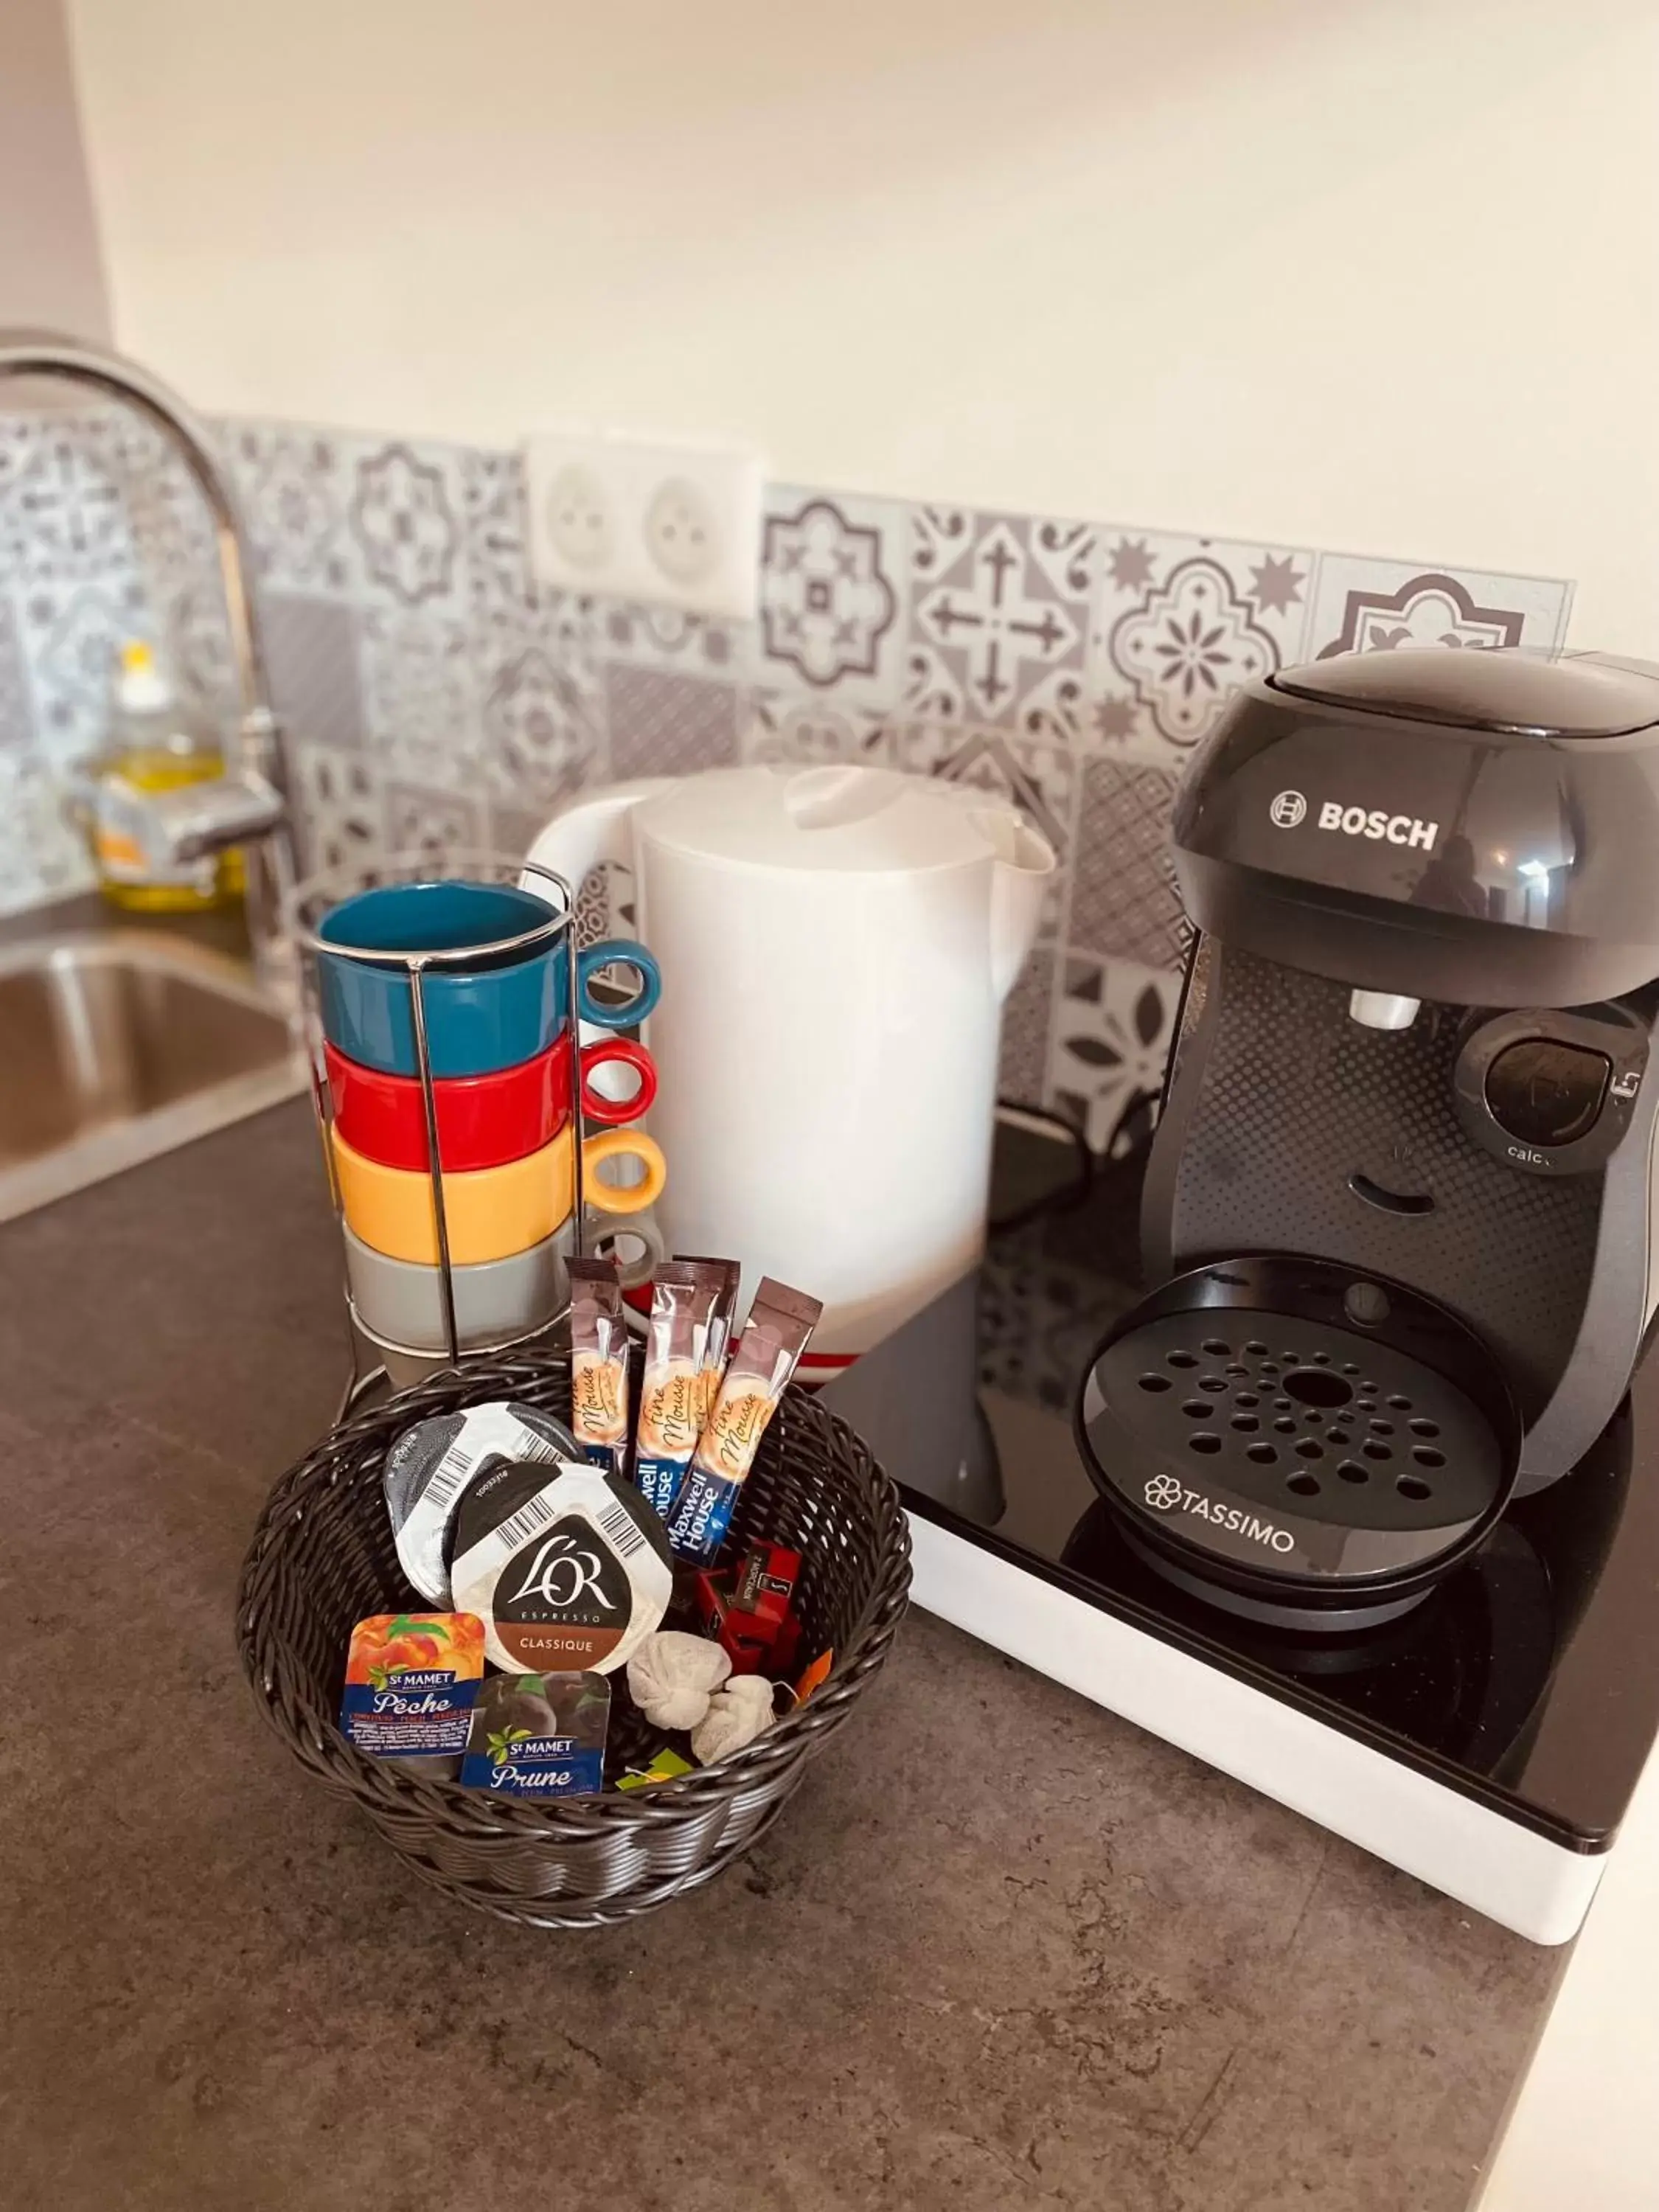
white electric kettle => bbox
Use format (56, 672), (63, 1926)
(524, 763), (1054, 1360)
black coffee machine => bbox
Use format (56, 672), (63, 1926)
(1079, 646), (1659, 1630)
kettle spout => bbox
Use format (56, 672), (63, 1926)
(979, 810), (1057, 1000)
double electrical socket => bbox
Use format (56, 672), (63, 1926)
(525, 428), (765, 621)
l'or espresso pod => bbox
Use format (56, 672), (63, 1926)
(665, 1279), (823, 1564)
(449, 1458), (674, 1675)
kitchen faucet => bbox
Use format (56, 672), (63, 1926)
(0, 329), (298, 1000)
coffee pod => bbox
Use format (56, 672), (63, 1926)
(449, 1458), (674, 1675)
(383, 1400), (579, 1604)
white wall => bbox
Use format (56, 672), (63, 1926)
(68, 0), (1659, 649)
(0, 0), (108, 338)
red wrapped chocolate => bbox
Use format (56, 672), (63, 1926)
(694, 1560), (802, 1677)
(733, 1542), (801, 1629)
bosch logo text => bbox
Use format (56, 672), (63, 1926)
(1270, 792), (1438, 852)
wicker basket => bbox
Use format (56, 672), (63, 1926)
(236, 1349), (911, 1927)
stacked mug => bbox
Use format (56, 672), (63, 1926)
(302, 866), (666, 1384)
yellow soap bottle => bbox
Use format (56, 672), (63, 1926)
(88, 641), (245, 915)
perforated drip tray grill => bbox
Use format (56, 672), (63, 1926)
(1116, 1315), (1492, 1528)
(1077, 1256), (1523, 1621)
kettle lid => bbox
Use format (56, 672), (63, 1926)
(639, 762), (1047, 876)
(1270, 647), (1659, 738)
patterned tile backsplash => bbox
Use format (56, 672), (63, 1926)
(0, 406), (1573, 1145)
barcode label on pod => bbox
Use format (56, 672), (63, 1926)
(493, 1489), (559, 1551)
(421, 1439), (482, 1514)
(422, 1419), (557, 1514)
(597, 1498), (645, 1559)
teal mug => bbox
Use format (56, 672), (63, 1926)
(316, 877), (660, 1078)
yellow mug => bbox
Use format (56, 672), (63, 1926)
(330, 1122), (666, 1265)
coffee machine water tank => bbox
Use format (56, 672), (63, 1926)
(1142, 647), (1659, 1492)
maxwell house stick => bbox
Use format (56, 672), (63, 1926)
(678, 1255), (741, 1430)
(633, 1262), (721, 1517)
(567, 1256), (630, 1478)
(664, 1279), (822, 1563)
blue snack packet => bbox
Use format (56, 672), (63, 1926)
(459, 1672), (611, 1798)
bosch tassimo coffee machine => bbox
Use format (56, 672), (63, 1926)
(835, 647), (1659, 1946)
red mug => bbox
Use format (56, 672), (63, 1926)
(324, 1032), (657, 1173)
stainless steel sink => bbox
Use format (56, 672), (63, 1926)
(0, 928), (307, 1222)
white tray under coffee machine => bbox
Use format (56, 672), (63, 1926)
(828, 646), (1659, 1945)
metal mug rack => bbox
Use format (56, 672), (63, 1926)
(285, 851), (615, 1415)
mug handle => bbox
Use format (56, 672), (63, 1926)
(580, 1127), (667, 1216)
(577, 938), (661, 1030)
(584, 1210), (666, 1290)
(578, 1037), (658, 1127)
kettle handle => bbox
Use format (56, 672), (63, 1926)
(519, 779), (675, 919)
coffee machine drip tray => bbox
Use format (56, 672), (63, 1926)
(820, 1120), (1659, 1946)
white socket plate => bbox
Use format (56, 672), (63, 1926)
(525, 426), (765, 620)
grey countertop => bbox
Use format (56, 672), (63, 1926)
(0, 1102), (1560, 2211)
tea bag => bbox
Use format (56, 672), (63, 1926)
(690, 1674), (776, 1765)
(626, 1629), (731, 1731)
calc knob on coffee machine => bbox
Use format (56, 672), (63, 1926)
(1482, 1037), (1610, 1147)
